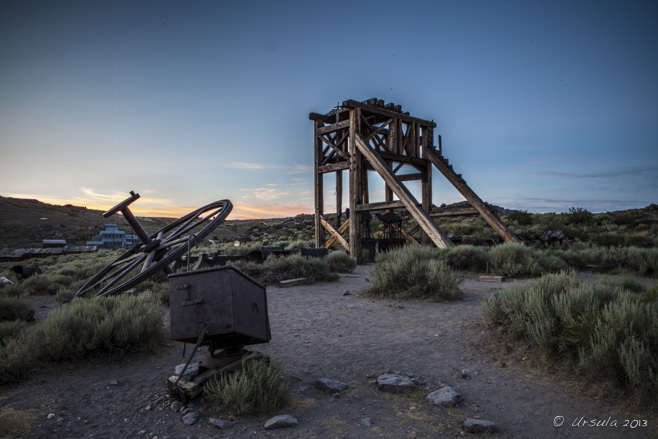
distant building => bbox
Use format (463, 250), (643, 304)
(43, 239), (67, 248)
(86, 224), (141, 250)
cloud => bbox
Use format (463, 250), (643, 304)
(533, 165), (658, 179)
(231, 202), (312, 220)
(229, 162), (312, 174)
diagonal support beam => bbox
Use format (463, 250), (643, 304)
(391, 223), (420, 246)
(354, 133), (453, 248)
(324, 220), (349, 249)
(424, 148), (521, 244)
(320, 217), (350, 252)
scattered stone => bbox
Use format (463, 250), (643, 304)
(55, 417), (64, 426)
(361, 417), (372, 426)
(109, 379), (119, 386)
(174, 362), (200, 381)
(209, 417), (236, 429)
(47, 413), (56, 420)
(292, 385), (308, 393)
(342, 290), (350, 296)
(426, 387), (462, 407)
(490, 291), (500, 300)
(137, 430), (147, 436)
(170, 401), (181, 412)
(264, 414), (298, 430)
(459, 369), (470, 380)
(315, 378), (349, 393)
(376, 373), (415, 393)
(181, 411), (199, 425)
(464, 418), (496, 433)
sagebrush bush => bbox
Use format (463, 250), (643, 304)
(488, 243), (541, 277)
(237, 254), (338, 284)
(203, 359), (290, 415)
(0, 320), (26, 345)
(446, 245), (489, 271)
(0, 292), (164, 383)
(368, 245), (461, 301)
(482, 272), (658, 402)
(326, 251), (357, 273)
(0, 296), (33, 322)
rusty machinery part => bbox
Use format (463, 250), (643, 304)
(74, 196), (233, 298)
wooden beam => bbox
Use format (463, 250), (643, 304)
(314, 120), (324, 248)
(355, 200), (408, 212)
(397, 172), (423, 182)
(321, 217), (349, 252)
(354, 133), (453, 248)
(324, 220), (349, 248)
(343, 100), (436, 128)
(309, 112), (334, 123)
(430, 207), (479, 217)
(317, 119), (351, 134)
(424, 148), (521, 244)
(348, 108), (361, 259)
(319, 161), (350, 173)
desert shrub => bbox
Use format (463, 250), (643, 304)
(619, 277), (645, 293)
(0, 331), (38, 382)
(578, 296), (658, 400)
(507, 210), (533, 226)
(203, 359), (290, 415)
(286, 239), (314, 250)
(35, 293), (164, 363)
(326, 251), (357, 273)
(641, 286), (658, 303)
(0, 320), (26, 345)
(19, 273), (74, 295)
(368, 245), (461, 301)
(446, 245), (489, 271)
(565, 207), (593, 225)
(0, 296), (33, 322)
(595, 232), (624, 248)
(238, 254), (338, 284)
(626, 248), (658, 276)
(488, 243), (541, 277)
(483, 272), (658, 402)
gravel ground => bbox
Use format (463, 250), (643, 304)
(1, 265), (656, 439)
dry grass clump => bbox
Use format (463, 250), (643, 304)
(0, 292), (164, 383)
(368, 245), (462, 301)
(237, 254), (338, 284)
(326, 251), (357, 273)
(203, 359), (291, 415)
(482, 272), (658, 403)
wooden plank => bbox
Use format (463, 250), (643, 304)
(314, 120), (324, 248)
(354, 133), (453, 248)
(279, 278), (308, 287)
(321, 217), (349, 252)
(424, 148), (521, 244)
(309, 112), (334, 123)
(397, 172), (423, 181)
(324, 217), (349, 247)
(378, 151), (429, 170)
(343, 100), (437, 128)
(480, 275), (505, 283)
(317, 119), (351, 134)
(319, 161), (350, 173)
(355, 200), (407, 211)
(348, 108), (361, 259)
(430, 207), (479, 217)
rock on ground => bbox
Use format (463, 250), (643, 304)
(264, 414), (298, 430)
(315, 377), (349, 393)
(376, 373), (415, 393)
(426, 387), (462, 407)
(464, 417), (496, 433)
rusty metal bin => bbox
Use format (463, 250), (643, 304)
(168, 266), (271, 349)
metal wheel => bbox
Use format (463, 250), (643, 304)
(75, 198), (232, 298)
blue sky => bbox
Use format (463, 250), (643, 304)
(1, 0), (656, 218)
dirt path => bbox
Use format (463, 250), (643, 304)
(2, 266), (656, 439)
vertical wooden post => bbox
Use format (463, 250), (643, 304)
(336, 171), (343, 229)
(314, 121), (324, 248)
(421, 126), (433, 245)
(348, 108), (361, 260)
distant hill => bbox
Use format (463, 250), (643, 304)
(0, 197), (175, 248)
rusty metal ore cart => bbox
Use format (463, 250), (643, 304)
(167, 266), (272, 402)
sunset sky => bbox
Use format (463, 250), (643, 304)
(1, 1), (656, 219)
